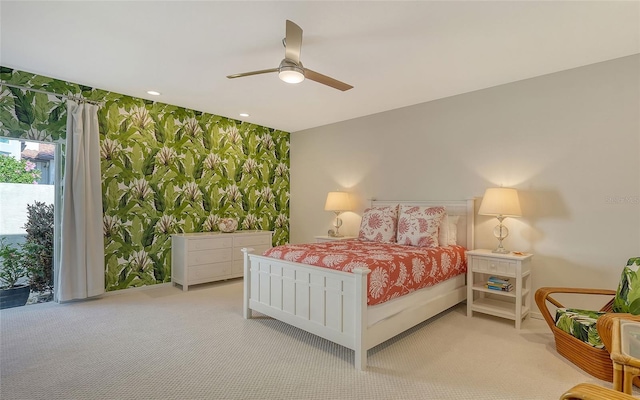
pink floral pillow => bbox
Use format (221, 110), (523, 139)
(358, 205), (398, 243)
(397, 205), (446, 247)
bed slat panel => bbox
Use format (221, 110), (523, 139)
(310, 275), (325, 324)
(270, 264), (283, 309)
(325, 278), (343, 331)
(258, 262), (271, 305)
(295, 270), (310, 319)
(282, 271), (296, 315)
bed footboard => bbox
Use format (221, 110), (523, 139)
(242, 248), (371, 369)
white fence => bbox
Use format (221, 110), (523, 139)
(0, 183), (54, 237)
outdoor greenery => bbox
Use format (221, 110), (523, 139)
(0, 238), (27, 288)
(1, 66), (290, 292)
(22, 201), (54, 293)
(0, 201), (54, 295)
(0, 154), (41, 184)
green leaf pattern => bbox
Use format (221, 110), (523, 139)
(555, 308), (605, 348)
(0, 67), (290, 292)
(613, 258), (640, 314)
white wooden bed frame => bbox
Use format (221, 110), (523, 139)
(242, 199), (475, 370)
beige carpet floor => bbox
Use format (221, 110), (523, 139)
(0, 280), (619, 399)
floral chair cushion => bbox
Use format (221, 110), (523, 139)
(555, 308), (606, 348)
(613, 257), (640, 314)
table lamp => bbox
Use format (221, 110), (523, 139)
(478, 187), (521, 254)
(324, 191), (351, 237)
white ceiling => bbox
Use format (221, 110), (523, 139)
(1, 1), (638, 133)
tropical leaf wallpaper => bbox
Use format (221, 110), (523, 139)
(0, 67), (290, 292)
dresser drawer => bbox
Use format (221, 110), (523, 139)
(233, 234), (272, 247)
(188, 248), (232, 267)
(172, 231), (272, 291)
(188, 262), (232, 282)
(188, 237), (233, 251)
(470, 256), (516, 276)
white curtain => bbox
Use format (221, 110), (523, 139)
(55, 100), (104, 302)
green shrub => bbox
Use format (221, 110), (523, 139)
(22, 202), (54, 292)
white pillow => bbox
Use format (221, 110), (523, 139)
(438, 215), (460, 246)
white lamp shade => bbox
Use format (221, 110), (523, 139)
(324, 191), (351, 212)
(478, 187), (522, 217)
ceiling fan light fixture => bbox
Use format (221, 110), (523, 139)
(278, 65), (305, 84)
(227, 20), (352, 91)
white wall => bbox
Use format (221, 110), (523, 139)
(291, 55), (639, 295)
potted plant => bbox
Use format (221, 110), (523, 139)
(0, 238), (31, 309)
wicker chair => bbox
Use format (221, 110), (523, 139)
(559, 383), (636, 400)
(536, 286), (640, 384)
(538, 259), (640, 382)
(535, 287), (618, 381)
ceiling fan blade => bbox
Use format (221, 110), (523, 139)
(304, 69), (353, 91)
(285, 20), (303, 63)
(227, 68), (278, 79)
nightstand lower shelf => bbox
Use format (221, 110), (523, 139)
(470, 297), (530, 321)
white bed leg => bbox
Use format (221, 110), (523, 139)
(242, 248), (254, 319)
(353, 267), (370, 371)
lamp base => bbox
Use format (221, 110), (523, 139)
(492, 247), (510, 254)
(332, 213), (343, 237)
(492, 217), (510, 254)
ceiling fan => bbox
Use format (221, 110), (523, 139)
(227, 20), (353, 91)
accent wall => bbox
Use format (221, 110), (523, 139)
(0, 67), (290, 292)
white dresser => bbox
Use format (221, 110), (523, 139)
(171, 230), (273, 291)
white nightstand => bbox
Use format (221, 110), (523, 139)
(314, 235), (357, 243)
(466, 249), (533, 329)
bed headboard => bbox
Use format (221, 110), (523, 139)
(370, 199), (475, 250)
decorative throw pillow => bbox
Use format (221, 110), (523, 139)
(438, 214), (460, 247)
(358, 205), (398, 243)
(613, 257), (640, 314)
(397, 205), (446, 247)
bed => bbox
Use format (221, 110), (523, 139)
(242, 199), (475, 370)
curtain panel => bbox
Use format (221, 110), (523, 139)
(55, 101), (104, 302)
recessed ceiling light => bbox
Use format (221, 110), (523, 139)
(147, 91), (161, 96)
(239, 113), (250, 117)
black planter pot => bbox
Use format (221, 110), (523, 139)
(0, 285), (31, 309)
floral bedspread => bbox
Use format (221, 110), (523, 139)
(263, 240), (467, 306)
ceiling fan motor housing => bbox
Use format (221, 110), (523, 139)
(278, 59), (305, 83)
